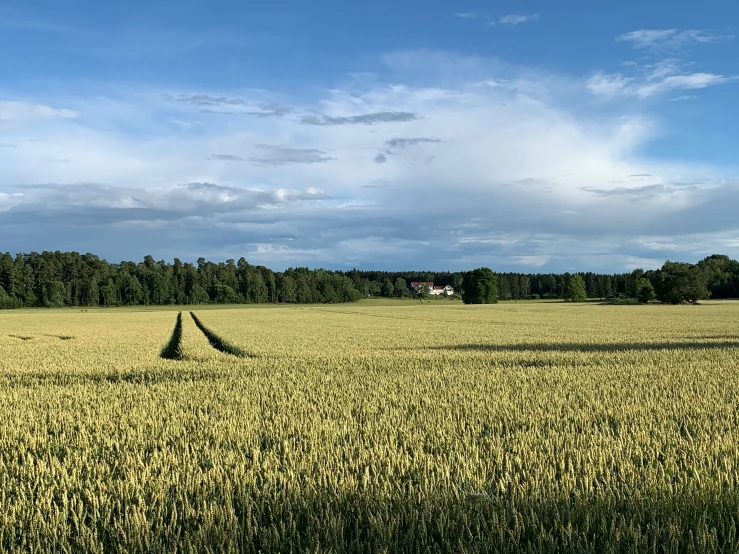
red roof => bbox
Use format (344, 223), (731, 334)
(410, 281), (433, 287)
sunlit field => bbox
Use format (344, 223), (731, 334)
(1, 301), (739, 553)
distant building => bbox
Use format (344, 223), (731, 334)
(433, 285), (454, 296)
(410, 281), (454, 296)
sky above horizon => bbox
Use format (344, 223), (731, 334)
(1, 0), (738, 272)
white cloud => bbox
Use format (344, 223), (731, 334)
(0, 101), (78, 128)
(635, 72), (734, 97)
(587, 73), (633, 96)
(616, 29), (731, 50)
(0, 192), (24, 212)
(454, 12), (476, 19)
(617, 29), (679, 48)
(587, 70), (735, 98)
(590, 29), (737, 99)
(499, 13), (539, 25)
(644, 58), (681, 81)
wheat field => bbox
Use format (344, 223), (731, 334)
(1, 301), (739, 553)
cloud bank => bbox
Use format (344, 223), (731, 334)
(1, 49), (738, 271)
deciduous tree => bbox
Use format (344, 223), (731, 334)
(462, 268), (498, 304)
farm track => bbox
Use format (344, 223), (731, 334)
(159, 312), (183, 360)
(189, 312), (251, 358)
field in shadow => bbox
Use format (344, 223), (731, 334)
(0, 368), (222, 388)
(190, 312), (251, 358)
(407, 340), (739, 353)
(7, 334), (75, 341)
(3, 487), (739, 552)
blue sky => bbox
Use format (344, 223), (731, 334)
(1, 0), (738, 272)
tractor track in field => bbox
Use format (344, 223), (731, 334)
(159, 312), (183, 360)
(189, 312), (251, 358)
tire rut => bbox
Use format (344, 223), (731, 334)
(189, 312), (251, 358)
(159, 312), (184, 360)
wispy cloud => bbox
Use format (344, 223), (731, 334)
(579, 183), (698, 198)
(373, 137), (444, 163)
(209, 154), (245, 161)
(587, 70), (735, 98)
(591, 30), (736, 99)
(299, 111), (419, 126)
(586, 73), (633, 96)
(42, 155), (71, 164)
(616, 29), (732, 50)
(636, 73), (734, 97)
(201, 105), (293, 117)
(249, 145), (336, 166)
(385, 137), (443, 149)
(454, 12), (476, 19)
(169, 95), (292, 117)
(499, 13), (539, 25)
(0, 19), (75, 34)
(2, 182), (330, 221)
(173, 94), (249, 106)
(0, 101), (78, 128)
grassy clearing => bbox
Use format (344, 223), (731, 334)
(0, 302), (738, 552)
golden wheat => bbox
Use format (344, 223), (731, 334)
(1, 301), (738, 552)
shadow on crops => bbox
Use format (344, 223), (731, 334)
(408, 340), (739, 353)
(8, 334), (75, 341)
(0, 368), (223, 388)
(190, 312), (251, 358)
(160, 312), (183, 360)
(7, 487), (739, 553)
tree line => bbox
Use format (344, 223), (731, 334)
(460, 255), (739, 305)
(0, 251), (737, 309)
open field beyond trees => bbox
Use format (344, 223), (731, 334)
(2, 301), (739, 552)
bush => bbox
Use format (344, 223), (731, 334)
(605, 297), (639, 305)
(636, 278), (656, 304)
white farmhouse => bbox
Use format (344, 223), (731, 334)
(410, 281), (455, 296)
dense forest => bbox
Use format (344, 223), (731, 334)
(0, 251), (737, 308)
